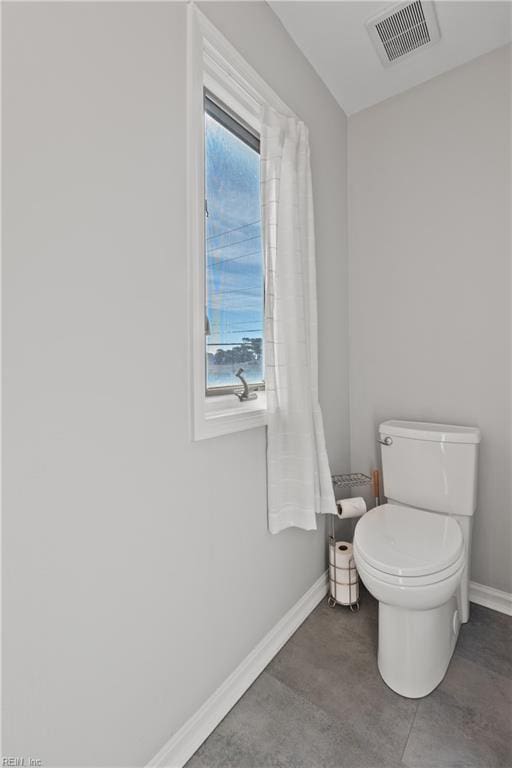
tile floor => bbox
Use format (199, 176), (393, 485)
(186, 588), (512, 768)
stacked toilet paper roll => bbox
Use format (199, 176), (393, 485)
(329, 540), (359, 606)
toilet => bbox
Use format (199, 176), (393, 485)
(353, 419), (481, 699)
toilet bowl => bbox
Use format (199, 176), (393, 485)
(354, 504), (465, 698)
(354, 420), (481, 699)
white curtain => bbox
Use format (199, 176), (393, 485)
(261, 106), (336, 534)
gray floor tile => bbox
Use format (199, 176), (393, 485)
(186, 671), (405, 768)
(317, 587), (380, 647)
(186, 591), (512, 768)
(456, 603), (512, 680)
(402, 654), (512, 768)
(267, 593), (417, 765)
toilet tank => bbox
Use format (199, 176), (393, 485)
(379, 420), (481, 516)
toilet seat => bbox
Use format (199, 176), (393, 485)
(353, 541), (465, 587)
(354, 503), (464, 582)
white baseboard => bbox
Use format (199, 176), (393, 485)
(147, 571), (329, 768)
(469, 580), (512, 616)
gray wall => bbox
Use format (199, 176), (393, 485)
(348, 46), (511, 593)
(2, 2), (349, 766)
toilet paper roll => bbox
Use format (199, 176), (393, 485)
(330, 579), (359, 606)
(329, 540), (355, 570)
(329, 563), (358, 585)
(336, 496), (367, 519)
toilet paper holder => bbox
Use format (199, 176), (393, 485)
(328, 472), (372, 612)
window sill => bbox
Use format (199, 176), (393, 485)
(194, 391), (267, 440)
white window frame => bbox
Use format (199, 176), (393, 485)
(187, 7), (292, 440)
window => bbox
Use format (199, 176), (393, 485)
(204, 95), (264, 397)
(190, 8), (293, 439)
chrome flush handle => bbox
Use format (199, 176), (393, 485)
(378, 436), (393, 446)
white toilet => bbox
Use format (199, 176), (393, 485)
(353, 419), (481, 699)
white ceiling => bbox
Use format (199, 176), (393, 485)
(269, 1), (512, 115)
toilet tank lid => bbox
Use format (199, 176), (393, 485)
(379, 420), (481, 444)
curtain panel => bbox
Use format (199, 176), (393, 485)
(261, 106), (336, 534)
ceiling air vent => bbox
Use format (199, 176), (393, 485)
(366, 1), (441, 67)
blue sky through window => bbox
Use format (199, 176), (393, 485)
(205, 108), (264, 389)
